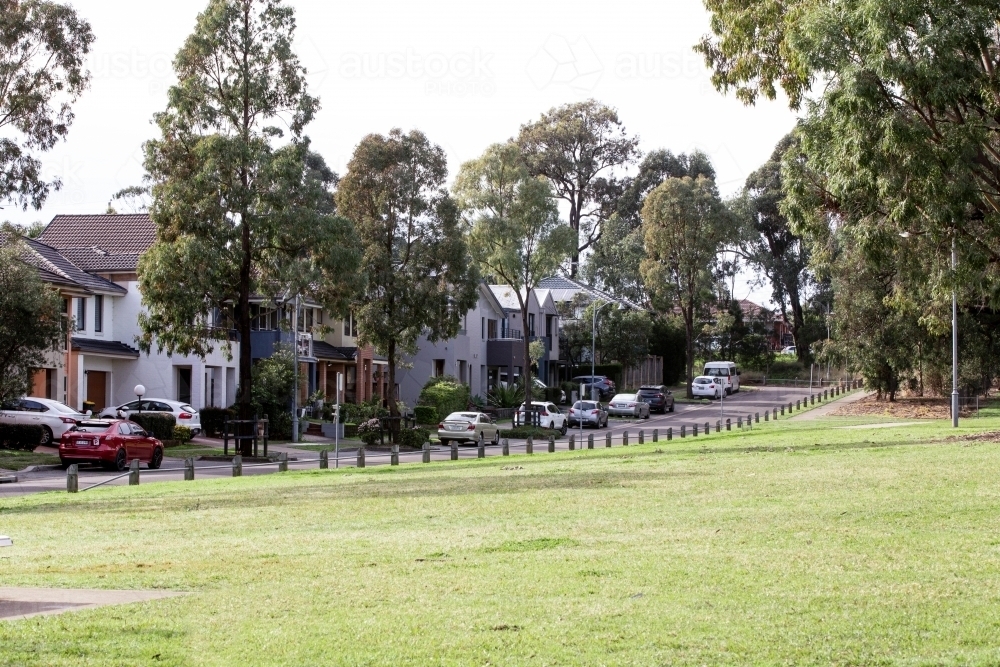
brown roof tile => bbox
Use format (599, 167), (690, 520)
(39, 214), (156, 270)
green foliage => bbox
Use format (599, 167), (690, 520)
(138, 0), (361, 418)
(0, 236), (67, 405)
(596, 308), (652, 371)
(591, 364), (623, 389)
(0, 424), (44, 450)
(649, 316), (686, 386)
(413, 406), (438, 426)
(397, 427), (430, 449)
(337, 128), (478, 419)
(199, 407), (235, 437)
(418, 376), (471, 419)
(251, 344), (295, 418)
(131, 412), (177, 440)
(172, 426), (193, 444)
(488, 382), (524, 409)
(498, 426), (562, 440)
(0, 0), (94, 210)
(543, 387), (563, 404)
(268, 411), (292, 440)
(339, 398), (387, 425)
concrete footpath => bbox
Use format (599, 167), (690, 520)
(790, 390), (872, 421)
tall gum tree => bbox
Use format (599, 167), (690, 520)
(454, 142), (575, 411)
(336, 129), (478, 425)
(138, 0), (361, 428)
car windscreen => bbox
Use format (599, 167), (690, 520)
(45, 401), (80, 414)
(704, 368), (730, 377)
(69, 422), (113, 433)
(637, 389), (661, 396)
(693, 378), (715, 384)
(573, 402), (598, 410)
(612, 394), (636, 401)
(181, 405), (195, 413)
(444, 413), (478, 421)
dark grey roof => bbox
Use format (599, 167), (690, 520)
(313, 341), (357, 361)
(58, 247), (143, 272)
(536, 275), (644, 311)
(39, 214), (156, 271)
(22, 238), (127, 295)
(71, 337), (140, 358)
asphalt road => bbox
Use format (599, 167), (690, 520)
(0, 385), (831, 499)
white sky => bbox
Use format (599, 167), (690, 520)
(6, 0), (798, 306)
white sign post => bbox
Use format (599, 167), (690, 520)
(334, 372), (343, 468)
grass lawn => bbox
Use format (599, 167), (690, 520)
(3, 414), (1000, 664)
(0, 449), (60, 471)
(161, 444), (226, 458)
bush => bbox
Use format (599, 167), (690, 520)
(487, 382), (523, 408)
(543, 387), (562, 404)
(397, 427), (430, 449)
(418, 375), (470, 418)
(131, 412), (177, 440)
(200, 407), (235, 437)
(561, 381), (579, 401)
(340, 398), (387, 425)
(268, 411), (292, 439)
(592, 363), (624, 388)
(413, 405), (438, 425)
(172, 426), (193, 444)
(499, 426), (563, 440)
(344, 422), (358, 438)
(0, 424), (44, 450)
(357, 418), (382, 446)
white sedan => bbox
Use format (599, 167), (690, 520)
(607, 394), (651, 419)
(100, 398), (202, 435)
(0, 398), (90, 446)
(691, 376), (723, 398)
(438, 412), (500, 446)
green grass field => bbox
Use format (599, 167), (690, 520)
(3, 414), (1000, 665)
(0, 449), (59, 471)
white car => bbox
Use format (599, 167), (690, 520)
(100, 398), (202, 435)
(780, 346), (797, 355)
(0, 397), (91, 446)
(513, 401), (568, 435)
(691, 376), (723, 398)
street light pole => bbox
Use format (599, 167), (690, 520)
(951, 236), (959, 428)
(292, 294), (300, 443)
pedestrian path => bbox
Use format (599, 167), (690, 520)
(790, 390), (872, 421)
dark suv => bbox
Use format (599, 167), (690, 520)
(637, 385), (674, 414)
(570, 375), (616, 401)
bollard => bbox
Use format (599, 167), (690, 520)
(320, 450), (329, 469)
(184, 457), (195, 481)
(639, 430), (644, 444)
(66, 464), (78, 493)
(811, 394), (815, 405)
(667, 427), (673, 441)
(569, 435), (575, 451)
(764, 410), (769, 422)
(693, 424), (698, 437)
(780, 405), (785, 416)
(705, 422), (710, 436)
(278, 452), (288, 473)
(422, 442), (431, 464)
(128, 458), (140, 485)
(588, 434), (594, 449)
(680, 425), (686, 438)
(477, 440), (485, 459)
(451, 442), (459, 460)
(773, 408), (778, 420)
(653, 429), (658, 443)
(391, 445), (399, 466)
(726, 419), (731, 431)
(716, 420), (721, 433)
(606, 432), (612, 447)
(548, 435), (555, 453)
(747, 415), (752, 430)
(502, 439), (509, 456)
(737, 416), (743, 428)
(233, 454), (243, 477)
(623, 431), (629, 446)
(824, 389), (829, 400)
(788, 402), (792, 414)
(356, 448), (365, 468)
(796, 399), (801, 410)
(526, 436), (533, 454)
(755, 413), (759, 424)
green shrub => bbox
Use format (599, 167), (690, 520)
(418, 376), (470, 418)
(543, 387), (562, 404)
(413, 405), (438, 425)
(487, 382), (523, 408)
(131, 412), (177, 440)
(340, 398), (387, 424)
(268, 411), (292, 439)
(560, 381), (579, 401)
(397, 427), (430, 449)
(592, 363), (624, 388)
(199, 407), (235, 437)
(0, 424), (44, 450)
(499, 426), (563, 440)
(344, 422), (358, 438)
(172, 426), (193, 444)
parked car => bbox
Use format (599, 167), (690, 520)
(703, 361), (740, 395)
(513, 401), (568, 434)
(437, 411), (500, 446)
(570, 375), (616, 400)
(58, 419), (164, 471)
(691, 376), (723, 398)
(637, 385), (674, 414)
(0, 397), (90, 446)
(567, 401), (608, 428)
(780, 346), (797, 356)
(607, 393), (651, 419)
(100, 398), (201, 435)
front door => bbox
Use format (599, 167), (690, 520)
(86, 371), (108, 412)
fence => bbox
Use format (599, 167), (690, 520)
(64, 381), (863, 493)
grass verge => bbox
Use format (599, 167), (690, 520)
(0, 449), (60, 471)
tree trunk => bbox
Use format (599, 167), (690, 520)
(237, 218), (253, 455)
(788, 285), (806, 363)
(387, 339), (398, 443)
(522, 302), (532, 415)
(684, 305), (695, 399)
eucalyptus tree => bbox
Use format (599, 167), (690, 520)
(0, 0), (94, 210)
(454, 141), (575, 409)
(336, 129), (478, 422)
(138, 0), (361, 424)
(517, 99), (639, 277)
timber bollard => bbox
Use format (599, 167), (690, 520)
(796, 399), (801, 410)
(667, 427), (673, 441)
(606, 432), (612, 447)
(773, 408), (778, 420)
(705, 422), (710, 435)
(716, 420), (721, 433)
(390, 445), (399, 466)
(356, 448), (365, 468)
(693, 424), (698, 437)
(639, 430), (644, 444)
(780, 405), (785, 416)
(623, 431), (629, 445)
(737, 416), (743, 428)
(824, 389), (829, 400)
(548, 435), (555, 453)
(502, 439), (509, 456)
(320, 450), (329, 469)
(811, 394), (815, 405)
(653, 429), (658, 443)
(526, 436), (533, 454)
(764, 410), (769, 421)
(788, 402), (793, 413)
(588, 434), (594, 449)
(66, 464), (78, 493)
(680, 425), (685, 438)
(278, 452), (288, 472)
(129, 459), (140, 486)
(184, 457), (195, 480)
(569, 434), (575, 451)
(451, 442), (459, 460)
(477, 440), (485, 458)
(755, 413), (759, 424)
(726, 419), (731, 431)
(233, 455), (242, 477)
(422, 443), (431, 464)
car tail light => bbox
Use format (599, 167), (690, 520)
(60, 417), (77, 424)
(467, 423), (476, 430)
(628, 403), (636, 407)
(657, 394), (664, 399)
(179, 412), (192, 419)
(591, 410), (598, 415)
(437, 423), (444, 429)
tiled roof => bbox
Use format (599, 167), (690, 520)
(313, 341), (356, 361)
(489, 285), (523, 312)
(536, 276), (645, 311)
(22, 238), (127, 295)
(71, 337), (140, 358)
(39, 214), (156, 271)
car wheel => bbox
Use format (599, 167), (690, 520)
(113, 448), (127, 472)
(39, 425), (53, 446)
(149, 447), (163, 470)
(669, 403), (675, 413)
(59, 458), (71, 470)
(491, 431), (499, 447)
(559, 421), (567, 436)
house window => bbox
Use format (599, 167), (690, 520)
(177, 368), (192, 404)
(344, 313), (359, 338)
(306, 308), (314, 330)
(316, 309), (323, 325)
(75, 298), (86, 332)
(528, 313), (535, 337)
(546, 315), (554, 338)
(434, 359), (445, 377)
(94, 296), (103, 333)
(458, 360), (467, 385)
(481, 317), (485, 339)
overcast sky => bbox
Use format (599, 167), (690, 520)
(7, 0), (799, 305)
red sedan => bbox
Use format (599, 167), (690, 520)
(59, 419), (164, 471)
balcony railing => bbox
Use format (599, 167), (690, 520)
(489, 328), (522, 341)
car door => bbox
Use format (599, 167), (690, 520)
(115, 422), (134, 459)
(130, 422), (154, 459)
(482, 414), (497, 441)
(18, 399), (50, 430)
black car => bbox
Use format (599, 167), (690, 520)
(570, 375), (617, 401)
(637, 385), (674, 414)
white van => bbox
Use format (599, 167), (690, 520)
(703, 361), (740, 395)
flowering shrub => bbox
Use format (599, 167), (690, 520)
(357, 418), (382, 445)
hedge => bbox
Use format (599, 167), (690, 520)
(131, 412), (177, 440)
(542, 387), (563, 404)
(417, 376), (470, 420)
(172, 426), (193, 444)
(498, 426), (563, 440)
(199, 407), (236, 437)
(397, 427), (431, 449)
(413, 406), (438, 425)
(0, 424), (44, 450)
